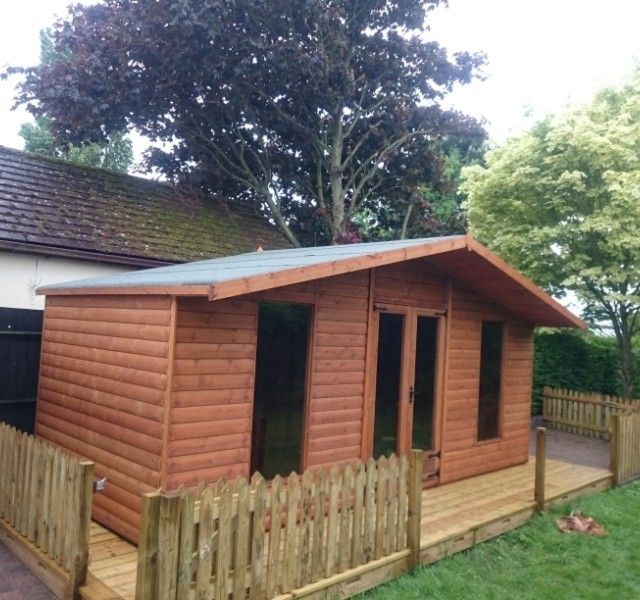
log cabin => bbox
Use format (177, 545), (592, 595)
(34, 234), (584, 543)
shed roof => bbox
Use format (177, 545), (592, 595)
(39, 235), (585, 329)
(0, 145), (288, 266)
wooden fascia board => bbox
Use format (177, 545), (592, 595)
(464, 235), (587, 330)
(37, 284), (211, 296)
(207, 237), (469, 301)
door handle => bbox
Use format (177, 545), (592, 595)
(409, 386), (415, 404)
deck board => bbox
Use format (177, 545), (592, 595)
(82, 457), (611, 600)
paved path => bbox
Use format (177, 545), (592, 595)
(530, 416), (610, 470)
(0, 542), (57, 600)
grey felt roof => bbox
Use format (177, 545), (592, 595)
(0, 145), (289, 265)
(40, 236), (461, 291)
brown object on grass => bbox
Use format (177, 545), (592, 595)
(555, 510), (607, 536)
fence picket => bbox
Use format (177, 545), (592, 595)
(351, 462), (365, 567)
(283, 472), (300, 592)
(195, 487), (215, 600)
(231, 479), (250, 600)
(266, 476), (283, 597)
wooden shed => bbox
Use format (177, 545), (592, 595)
(34, 234), (584, 543)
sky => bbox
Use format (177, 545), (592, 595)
(1, 0), (639, 153)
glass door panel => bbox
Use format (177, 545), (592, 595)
(373, 312), (405, 458)
(411, 316), (439, 451)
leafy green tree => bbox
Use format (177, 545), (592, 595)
(18, 30), (133, 173)
(463, 76), (640, 397)
(13, 1), (485, 246)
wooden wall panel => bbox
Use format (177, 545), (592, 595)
(166, 298), (257, 489)
(35, 295), (172, 543)
(305, 271), (370, 469)
(439, 286), (533, 484)
(374, 260), (447, 309)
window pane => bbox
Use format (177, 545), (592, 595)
(373, 313), (404, 458)
(477, 321), (504, 441)
(412, 316), (438, 450)
(251, 302), (311, 478)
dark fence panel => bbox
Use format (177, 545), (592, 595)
(0, 307), (43, 433)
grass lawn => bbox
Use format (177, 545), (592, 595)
(361, 481), (640, 600)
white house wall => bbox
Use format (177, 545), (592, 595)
(0, 252), (132, 310)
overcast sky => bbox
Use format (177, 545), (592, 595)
(1, 0), (639, 156)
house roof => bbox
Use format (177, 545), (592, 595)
(0, 145), (289, 266)
(39, 234), (585, 329)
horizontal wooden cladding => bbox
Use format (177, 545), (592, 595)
(37, 410), (160, 472)
(36, 294), (172, 544)
(45, 294), (172, 310)
(374, 260), (447, 308)
(41, 340), (167, 374)
(39, 363), (164, 406)
(41, 351), (167, 390)
(38, 387), (162, 437)
(305, 271), (370, 469)
(440, 287), (533, 483)
(38, 398), (162, 453)
(36, 422), (160, 489)
(166, 297), (257, 491)
(39, 376), (163, 422)
(43, 329), (169, 359)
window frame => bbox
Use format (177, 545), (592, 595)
(475, 320), (508, 444)
(250, 298), (315, 478)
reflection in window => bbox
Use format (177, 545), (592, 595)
(477, 321), (504, 441)
(251, 302), (311, 478)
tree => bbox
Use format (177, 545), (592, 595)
(462, 76), (640, 398)
(18, 30), (133, 173)
(355, 138), (486, 240)
(13, 0), (485, 246)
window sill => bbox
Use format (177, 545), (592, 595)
(474, 437), (502, 447)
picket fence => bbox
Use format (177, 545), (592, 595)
(0, 421), (94, 599)
(542, 386), (640, 440)
(136, 451), (423, 600)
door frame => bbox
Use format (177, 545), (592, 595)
(368, 303), (445, 458)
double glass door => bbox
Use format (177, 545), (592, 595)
(372, 307), (442, 479)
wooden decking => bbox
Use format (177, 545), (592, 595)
(81, 457), (611, 600)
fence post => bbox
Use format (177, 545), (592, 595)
(68, 460), (95, 600)
(136, 492), (162, 600)
(610, 414), (621, 486)
(534, 427), (547, 513)
(407, 449), (423, 570)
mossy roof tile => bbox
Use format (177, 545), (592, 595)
(0, 145), (289, 265)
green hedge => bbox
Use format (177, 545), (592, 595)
(531, 330), (639, 414)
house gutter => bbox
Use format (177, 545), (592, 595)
(0, 239), (176, 268)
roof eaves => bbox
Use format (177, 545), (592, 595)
(464, 236), (587, 329)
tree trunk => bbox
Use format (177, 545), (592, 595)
(329, 113), (345, 243)
(617, 311), (636, 399)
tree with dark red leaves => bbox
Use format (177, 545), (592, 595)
(13, 0), (485, 246)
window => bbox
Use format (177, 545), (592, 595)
(477, 321), (504, 441)
(251, 302), (312, 478)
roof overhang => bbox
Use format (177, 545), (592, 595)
(38, 234), (585, 329)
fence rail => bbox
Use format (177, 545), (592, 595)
(542, 386), (640, 440)
(0, 421), (94, 599)
(136, 451), (423, 600)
